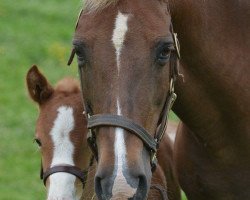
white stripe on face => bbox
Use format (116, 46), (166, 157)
(112, 11), (129, 76)
(111, 11), (137, 198)
(47, 106), (80, 200)
(112, 100), (137, 198)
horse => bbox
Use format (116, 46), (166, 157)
(26, 65), (180, 200)
(26, 65), (92, 199)
(69, 0), (250, 199)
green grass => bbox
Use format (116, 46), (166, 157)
(0, 0), (80, 199)
(0, 1), (186, 199)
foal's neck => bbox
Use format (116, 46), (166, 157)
(171, 0), (250, 150)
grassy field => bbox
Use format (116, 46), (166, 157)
(0, 0), (81, 199)
(0, 1), (185, 199)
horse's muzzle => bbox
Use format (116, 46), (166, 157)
(95, 168), (148, 200)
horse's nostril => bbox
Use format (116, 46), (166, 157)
(134, 175), (148, 200)
(95, 176), (103, 199)
(95, 175), (113, 200)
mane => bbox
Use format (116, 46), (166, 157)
(55, 77), (80, 94)
(84, 0), (119, 11)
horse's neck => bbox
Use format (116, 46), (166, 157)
(171, 0), (250, 148)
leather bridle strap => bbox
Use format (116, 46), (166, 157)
(40, 155), (94, 188)
(87, 114), (157, 152)
(155, 90), (177, 144)
(42, 165), (88, 186)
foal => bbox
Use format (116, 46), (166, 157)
(26, 65), (180, 200)
(27, 65), (92, 199)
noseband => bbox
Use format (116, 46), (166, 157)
(40, 156), (94, 188)
(68, 10), (181, 171)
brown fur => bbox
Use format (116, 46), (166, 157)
(170, 1), (250, 199)
(27, 65), (54, 104)
(55, 77), (80, 94)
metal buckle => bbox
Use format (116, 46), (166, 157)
(173, 33), (181, 59)
(170, 93), (177, 108)
(169, 78), (174, 93)
(87, 113), (91, 119)
(150, 151), (158, 172)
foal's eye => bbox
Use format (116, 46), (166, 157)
(156, 43), (174, 66)
(34, 138), (42, 147)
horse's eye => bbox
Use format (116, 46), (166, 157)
(159, 49), (171, 58)
(73, 41), (88, 67)
(34, 138), (42, 147)
(75, 49), (86, 67)
(156, 43), (174, 66)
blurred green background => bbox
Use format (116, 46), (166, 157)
(0, 0), (185, 199)
(0, 0), (80, 199)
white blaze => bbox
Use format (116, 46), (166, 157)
(112, 11), (129, 75)
(47, 106), (80, 200)
(111, 11), (137, 198)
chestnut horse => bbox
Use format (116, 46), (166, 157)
(69, 0), (250, 199)
(26, 65), (180, 200)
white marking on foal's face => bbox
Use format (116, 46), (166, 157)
(111, 11), (137, 198)
(47, 106), (81, 200)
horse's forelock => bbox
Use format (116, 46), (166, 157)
(84, 0), (119, 11)
(55, 77), (80, 94)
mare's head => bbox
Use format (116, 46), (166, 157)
(72, 0), (178, 199)
(26, 66), (92, 200)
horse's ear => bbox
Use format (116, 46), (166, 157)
(26, 65), (54, 104)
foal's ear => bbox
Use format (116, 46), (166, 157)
(26, 65), (54, 104)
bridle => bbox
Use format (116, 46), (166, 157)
(68, 9), (181, 171)
(40, 153), (94, 188)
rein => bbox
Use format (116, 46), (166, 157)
(67, 9), (181, 171)
(40, 155), (94, 188)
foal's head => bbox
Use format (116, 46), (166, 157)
(72, 0), (177, 199)
(26, 66), (92, 200)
